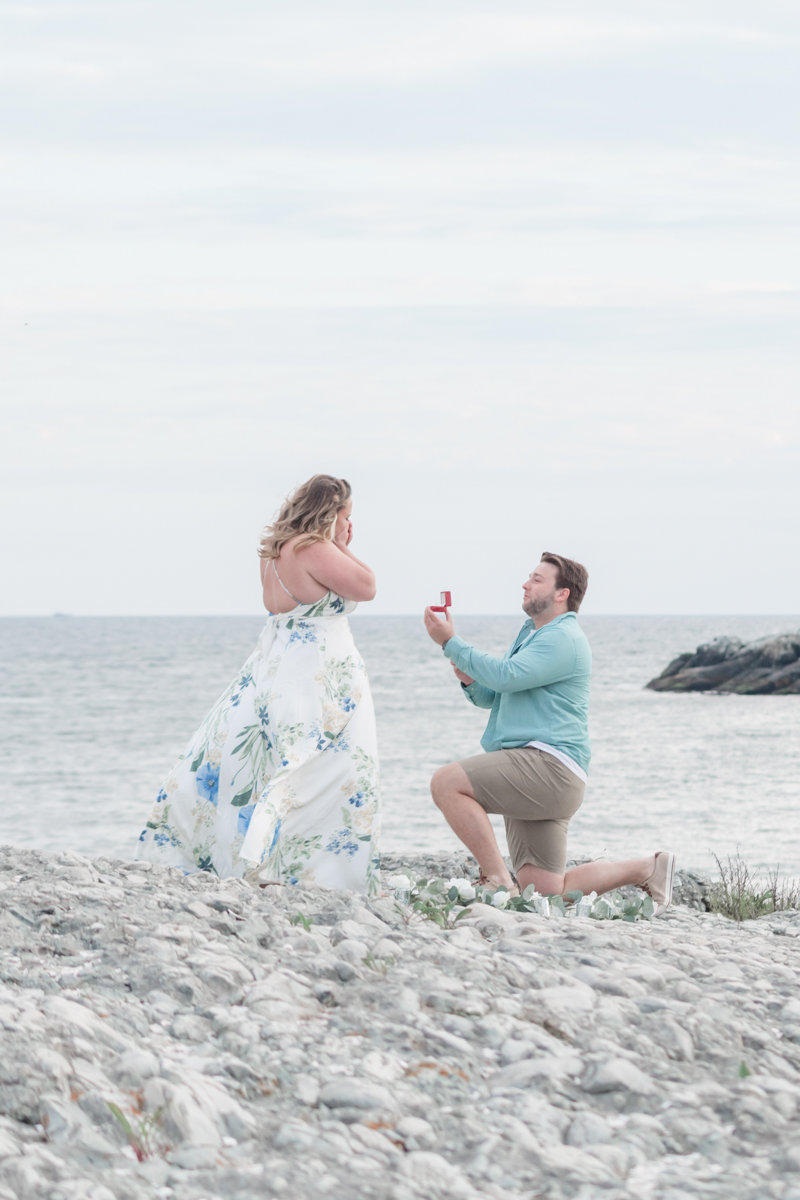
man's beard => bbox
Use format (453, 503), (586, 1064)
(522, 591), (556, 618)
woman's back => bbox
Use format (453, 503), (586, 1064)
(260, 510), (375, 614)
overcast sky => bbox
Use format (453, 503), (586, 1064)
(2, 0), (799, 616)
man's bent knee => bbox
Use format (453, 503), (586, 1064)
(430, 762), (474, 808)
(516, 863), (565, 895)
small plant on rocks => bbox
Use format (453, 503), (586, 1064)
(106, 1102), (165, 1162)
(710, 853), (800, 922)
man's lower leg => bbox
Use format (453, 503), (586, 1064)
(430, 772), (513, 887)
(516, 856), (656, 898)
(564, 857), (655, 896)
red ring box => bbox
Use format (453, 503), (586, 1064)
(430, 591), (451, 612)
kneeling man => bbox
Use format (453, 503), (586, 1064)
(423, 553), (675, 914)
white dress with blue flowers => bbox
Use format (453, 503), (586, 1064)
(135, 592), (380, 894)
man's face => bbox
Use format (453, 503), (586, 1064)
(522, 562), (560, 617)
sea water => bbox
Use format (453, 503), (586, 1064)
(1, 614), (798, 875)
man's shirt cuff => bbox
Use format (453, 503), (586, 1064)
(442, 634), (469, 662)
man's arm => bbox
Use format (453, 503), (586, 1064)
(452, 663), (496, 709)
(423, 605), (574, 696)
(444, 628), (577, 693)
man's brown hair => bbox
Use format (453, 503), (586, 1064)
(540, 552), (589, 613)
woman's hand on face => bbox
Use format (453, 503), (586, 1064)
(334, 520), (352, 550)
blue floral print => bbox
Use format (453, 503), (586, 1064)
(196, 762), (220, 805)
(237, 804), (256, 837)
(288, 621), (318, 645)
(326, 829), (360, 857)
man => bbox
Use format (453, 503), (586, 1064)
(423, 552), (675, 913)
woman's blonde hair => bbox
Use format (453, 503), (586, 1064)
(258, 474), (352, 560)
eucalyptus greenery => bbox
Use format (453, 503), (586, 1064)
(392, 876), (655, 926)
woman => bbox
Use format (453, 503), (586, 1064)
(136, 475), (381, 894)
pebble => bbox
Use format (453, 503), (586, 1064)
(1, 844), (800, 1200)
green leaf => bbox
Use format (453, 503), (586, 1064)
(447, 886), (459, 902)
(286, 619), (294, 629)
(190, 747), (205, 773)
(106, 1102), (133, 1138)
(324, 731), (335, 739)
(738, 1061), (751, 1078)
(521, 884), (538, 901)
(564, 889), (583, 903)
(231, 786), (254, 807)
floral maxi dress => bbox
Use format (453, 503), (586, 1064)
(136, 592), (381, 895)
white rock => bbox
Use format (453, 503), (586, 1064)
(115, 1049), (159, 1087)
(318, 1079), (395, 1112)
(582, 1058), (655, 1095)
(184, 948), (254, 996)
(43, 996), (131, 1053)
(566, 1111), (614, 1146)
(169, 1013), (211, 1042)
(0, 1130), (20, 1159)
(162, 1083), (221, 1147)
(402, 1150), (472, 1196)
(492, 1053), (582, 1089)
(523, 984), (595, 1035)
(396, 1117), (436, 1149)
(244, 971), (317, 1019)
(294, 1074), (320, 1106)
(358, 1050), (405, 1082)
(330, 919), (372, 946)
(168, 1143), (220, 1169)
(335, 938), (371, 964)
(350, 1122), (400, 1158)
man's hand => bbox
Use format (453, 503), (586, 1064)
(424, 606), (455, 646)
(452, 664), (474, 686)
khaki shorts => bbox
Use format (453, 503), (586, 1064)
(459, 747), (585, 876)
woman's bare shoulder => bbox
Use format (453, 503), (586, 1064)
(293, 538), (337, 565)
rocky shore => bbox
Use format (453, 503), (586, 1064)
(647, 633), (800, 694)
(2, 845), (800, 1200)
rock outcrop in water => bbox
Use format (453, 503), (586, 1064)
(2, 844), (800, 1200)
(647, 633), (800, 694)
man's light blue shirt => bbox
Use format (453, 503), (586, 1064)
(443, 612), (592, 774)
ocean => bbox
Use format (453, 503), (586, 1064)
(2, 614), (798, 876)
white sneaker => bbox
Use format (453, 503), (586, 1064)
(643, 851), (676, 916)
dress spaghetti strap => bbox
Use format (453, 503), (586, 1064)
(272, 559), (301, 604)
